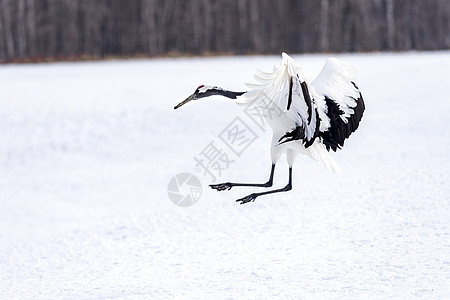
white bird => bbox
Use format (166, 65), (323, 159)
(175, 53), (365, 204)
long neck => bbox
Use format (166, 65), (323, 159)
(201, 87), (246, 99)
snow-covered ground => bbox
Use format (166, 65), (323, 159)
(1, 51), (449, 299)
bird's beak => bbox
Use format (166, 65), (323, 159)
(174, 93), (196, 109)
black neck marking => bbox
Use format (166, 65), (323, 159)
(202, 87), (246, 99)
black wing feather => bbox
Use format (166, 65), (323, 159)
(320, 86), (365, 152)
(287, 77), (293, 110)
(300, 81), (313, 123)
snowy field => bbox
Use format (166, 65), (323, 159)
(1, 51), (449, 299)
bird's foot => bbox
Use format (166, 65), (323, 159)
(209, 182), (233, 191)
(236, 193), (258, 205)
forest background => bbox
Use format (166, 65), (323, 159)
(0, 0), (449, 63)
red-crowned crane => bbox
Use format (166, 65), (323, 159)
(174, 53), (365, 204)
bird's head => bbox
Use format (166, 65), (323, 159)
(174, 85), (213, 109)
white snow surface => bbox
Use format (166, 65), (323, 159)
(1, 52), (449, 299)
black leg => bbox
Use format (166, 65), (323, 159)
(209, 164), (275, 191)
(236, 167), (292, 205)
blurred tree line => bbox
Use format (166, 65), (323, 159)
(0, 0), (449, 62)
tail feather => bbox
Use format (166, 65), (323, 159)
(307, 143), (340, 173)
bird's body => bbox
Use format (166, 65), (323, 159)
(175, 53), (365, 204)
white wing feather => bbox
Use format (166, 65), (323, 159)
(241, 52), (319, 141)
(311, 57), (365, 151)
(311, 58), (361, 122)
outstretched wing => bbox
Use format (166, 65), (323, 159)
(241, 53), (320, 147)
(311, 58), (365, 152)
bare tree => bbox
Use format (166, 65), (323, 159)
(319, 0), (329, 52)
(0, 0), (449, 62)
(1, 0), (15, 60)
